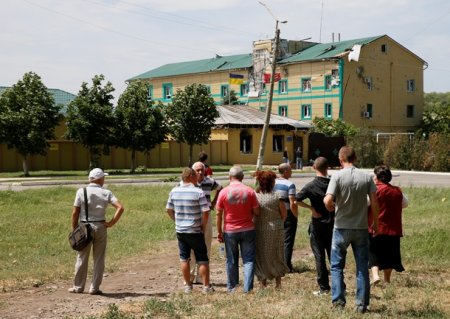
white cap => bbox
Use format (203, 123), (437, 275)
(88, 168), (108, 181)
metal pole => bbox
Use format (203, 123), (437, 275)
(256, 20), (280, 170)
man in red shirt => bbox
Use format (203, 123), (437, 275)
(216, 166), (260, 293)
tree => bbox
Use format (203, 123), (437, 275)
(165, 83), (219, 166)
(311, 117), (357, 137)
(0, 72), (61, 176)
(222, 90), (239, 105)
(65, 75), (115, 169)
(420, 92), (450, 136)
(113, 80), (167, 173)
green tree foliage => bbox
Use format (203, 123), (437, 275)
(311, 117), (357, 137)
(0, 72), (61, 176)
(113, 80), (167, 173)
(165, 83), (219, 166)
(65, 75), (115, 169)
(347, 127), (382, 168)
(420, 92), (450, 136)
(222, 90), (239, 105)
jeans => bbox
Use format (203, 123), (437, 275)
(331, 228), (370, 309)
(284, 210), (298, 272)
(296, 158), (303, 170)
(309, 220), (333, 291)
(223, 230), (256, 293)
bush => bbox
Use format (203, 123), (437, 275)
(347, 127), (382, 168)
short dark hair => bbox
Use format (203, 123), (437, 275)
(255, 170), (277, 193)
(198, 151), (208, 162)
(339, 146), (356, 163)
(374, 165), (392, 183)
(313, 156), (329, 172)
(181, 167), (196, 182)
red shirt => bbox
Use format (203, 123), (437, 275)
(216, 181), (259, 233)
(369, 181), (404, 236)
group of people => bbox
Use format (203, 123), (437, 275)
(68, 147), (408, 313)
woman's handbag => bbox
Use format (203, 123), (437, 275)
(68, 188), (92, 251)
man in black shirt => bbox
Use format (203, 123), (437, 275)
(296, 157), (334, 295)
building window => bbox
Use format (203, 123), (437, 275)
(406, 105), (414, 118)
(260, 106), (266, 112)
(365, 103), (373, 118)
(221, 85), (229, 97)
(278, 105), (288, 117)
(240, 131), (252, 154)
(162, 83), (172, 100)
(365, 77), (373, 91)
(325, 75), (332, 91)
(381, 44), (387, 53)
(279, 80), (288, 94)
(324, 103), (332, 118)
(240, 83), (249, 96)
(273, 135), (284, 152)
(301, 104), (312, 119)
(147, 85), (153, 101)
(301, 78), (312, 92)
(407, 79), (415, 92)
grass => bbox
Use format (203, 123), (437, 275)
(0, 186), (449, 318)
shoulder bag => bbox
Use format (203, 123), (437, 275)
(68, 188), (93, 251)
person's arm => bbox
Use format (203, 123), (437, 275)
(105, 200), (124, 228)
(297, 200), (322, 218)
(166, 208), (175, 222)
(324, 194), (335, 212)
(369, 192), (380, 234)
(216, 208), (224, 243)
(278, 200), (287, 222)
(210, 185), (223, 209)
(402, 193), (409, 208)
(289, 195), (298, 217)
(71, 206), (80, 230)
(202, 210), (210, 233)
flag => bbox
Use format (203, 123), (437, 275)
(263, 73), (282, 83)
(229, 73), (244, 85)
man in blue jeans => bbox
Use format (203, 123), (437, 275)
(216, 166), (260, 293)
(324, 146), (379, 313)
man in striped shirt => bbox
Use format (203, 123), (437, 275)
(190, 162), (223, 283)
(274, 163), (298, 272)
(166, 168), (213, 294)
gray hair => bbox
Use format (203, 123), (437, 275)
(229, 166), (244, 179)
(192, 161), (205, 170)
(278, 163), (291, 174)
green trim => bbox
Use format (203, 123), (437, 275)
(278, 105), (288, 117)
(278, 80), (288, 95)
(162, 82), (173, 101)
(147, 85), (153, 101)
(301, 77), (312, 93)
(338, 59), (344, 119)
(220, 84), (229, 97)
(324, 75), (332, 92)
(272, 94), (340, 102)
(240, 83), (249, 97)
(301, 104), (312, 120)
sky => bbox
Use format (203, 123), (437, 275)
(1, 0), (450, 102)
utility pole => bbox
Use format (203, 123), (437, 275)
(256, 2), (286, 170)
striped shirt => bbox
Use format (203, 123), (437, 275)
(166, 183), (210, 233)
(199, 176), (222, 206)
(274, 178), (296, 211)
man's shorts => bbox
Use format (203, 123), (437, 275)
(176, 232), (209, 264)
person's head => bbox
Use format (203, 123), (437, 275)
(374, 165), (392, 184)
(88, 168), (108, 185)
(198, 151), (208, 163)
(338, 146), (356, 164)
(255, 170), (277, 193)
(229, 166), (244, 181)
(192, 161), (205, 182)
(181, 167), (197, 184)
(313, 157), (329, 175)
(278, 163), (292, 178)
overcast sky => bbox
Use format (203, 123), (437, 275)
(1, 0), (449, 102)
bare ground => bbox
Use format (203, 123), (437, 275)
(0, 241), (313, 319)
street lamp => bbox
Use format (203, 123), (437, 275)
(256, 1), (287, 170)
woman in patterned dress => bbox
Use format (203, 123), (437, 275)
(254, 170), (289, 289)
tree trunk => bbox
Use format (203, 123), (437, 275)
(131, 149), (136, 173)
(89, 149), (95, 170)
(188, 144), (193, 168)
(22, 155), (30, 177)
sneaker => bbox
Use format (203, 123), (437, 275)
(68, 287), (83, 293)
(89, 289), (102, 295)
(184, 284), (193, 294)
(356, 306), (368, 314)
(332, 301), (345, 310)
(202, 284), (215, 294)
(313, 290), (329, 296)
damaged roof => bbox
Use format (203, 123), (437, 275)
(215, 104), (312, 130)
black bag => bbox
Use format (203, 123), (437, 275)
(69, 188), (93, 251)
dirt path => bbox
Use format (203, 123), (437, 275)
(2, 240), (304, 318)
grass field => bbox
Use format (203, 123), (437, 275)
(0, 185), (449, 318)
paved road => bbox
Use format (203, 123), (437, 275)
(0, 169), (449, 191)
